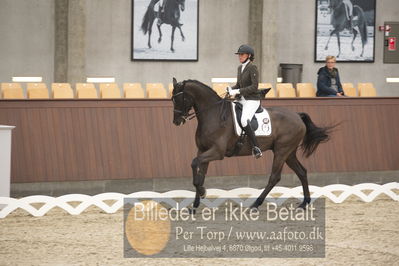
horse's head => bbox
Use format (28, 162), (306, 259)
(171, 77), (193, 126)
(177, 0), (185, 12)
(329, 0), (343, 10)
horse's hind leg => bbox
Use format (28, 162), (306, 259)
(286, 151), (311, 209)
(251, 150), (289, 209)
(177, 25), (185, 41)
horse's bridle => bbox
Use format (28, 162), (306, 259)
(171, 84), (228, 122)
(329, 0), (342, 11)
(171, 89), (196, 121)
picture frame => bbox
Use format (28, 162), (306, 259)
(131, 0), (199, 61)
(314, 0), (376, 62)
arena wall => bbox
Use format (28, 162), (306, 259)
(0, 0), (398, 95)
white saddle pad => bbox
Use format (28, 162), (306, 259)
(231, 102), (272, 137)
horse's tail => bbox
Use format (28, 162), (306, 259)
(354, 5), (368, 45)
(141, 6), (154, 35)
(298, 112), (335, 158)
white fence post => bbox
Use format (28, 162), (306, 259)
(0, 125), (15, 197)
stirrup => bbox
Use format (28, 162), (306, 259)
(252, 146), (262, 159)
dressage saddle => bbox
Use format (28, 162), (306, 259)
(234, 102), (262, 130)
(234, 87), (271, 130)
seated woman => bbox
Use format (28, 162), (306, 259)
(317, 56), (345, 97)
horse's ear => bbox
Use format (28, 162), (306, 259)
(173, 77), (177, 86)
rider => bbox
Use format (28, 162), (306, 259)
(148, 0), (165, 25)
(342, 0), (354, 33)
(227, 44), (262, 159)
(154, 0), (182, 27)
(157, 0), (166, 25)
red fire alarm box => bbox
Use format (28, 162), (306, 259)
(388, 37), (396, 51)
(384, 22), (399, 63)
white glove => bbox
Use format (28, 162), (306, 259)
(227, 86), (240, 96)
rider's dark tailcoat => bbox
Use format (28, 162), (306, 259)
(232, 62), (261, 100)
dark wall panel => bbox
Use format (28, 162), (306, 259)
(0, 98), (398, 183)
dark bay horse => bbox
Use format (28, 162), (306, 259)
(324, 0), (368, 57)
(141, 0), (185, 52)
(171, 78), (333, 211)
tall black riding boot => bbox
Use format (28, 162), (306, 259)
(157, 6), (163, 26)
(349, 15), (354, 34)
(244, 121), (262, 159)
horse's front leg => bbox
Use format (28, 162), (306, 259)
(170, 26), (176, 52)
(192, 161), (209, 207)
(336, 32), (341, 58)
(191, 147), (223, 209)
(157, 23), (162, 43)
(351, 29), (358, 51)
(177, 25), (185, 42)
(148, 22), (153, 48)
(360, 34), (365, 57)
(325, 30), (336, 50)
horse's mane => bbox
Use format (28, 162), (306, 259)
(183, 79), (221, 99)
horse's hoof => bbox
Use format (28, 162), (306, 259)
(250, 205), (260, 214)
(182, 36), (185, 42)
(352, 47), (355, 51)
(250, 201), (259, 210)
(324, 46), (328, 50)
(298, 198), (310, 209)
(297, 202), (307, 210)
(171, 48), (175, 53)
(200, 189), (207, 199)
(158, 38), (161, 43)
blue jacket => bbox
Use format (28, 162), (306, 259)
(316, 66), (344, 96)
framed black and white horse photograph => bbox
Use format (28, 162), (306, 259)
(131, 0), (199, 61)
(315, 0), (376, 62)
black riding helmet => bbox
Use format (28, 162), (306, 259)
(235, 44), (255, 60)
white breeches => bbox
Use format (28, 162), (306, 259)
(343, 0), (353, 19)
(238, 97), (260, 127)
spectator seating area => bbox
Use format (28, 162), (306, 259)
(0, 81), (377, 99)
